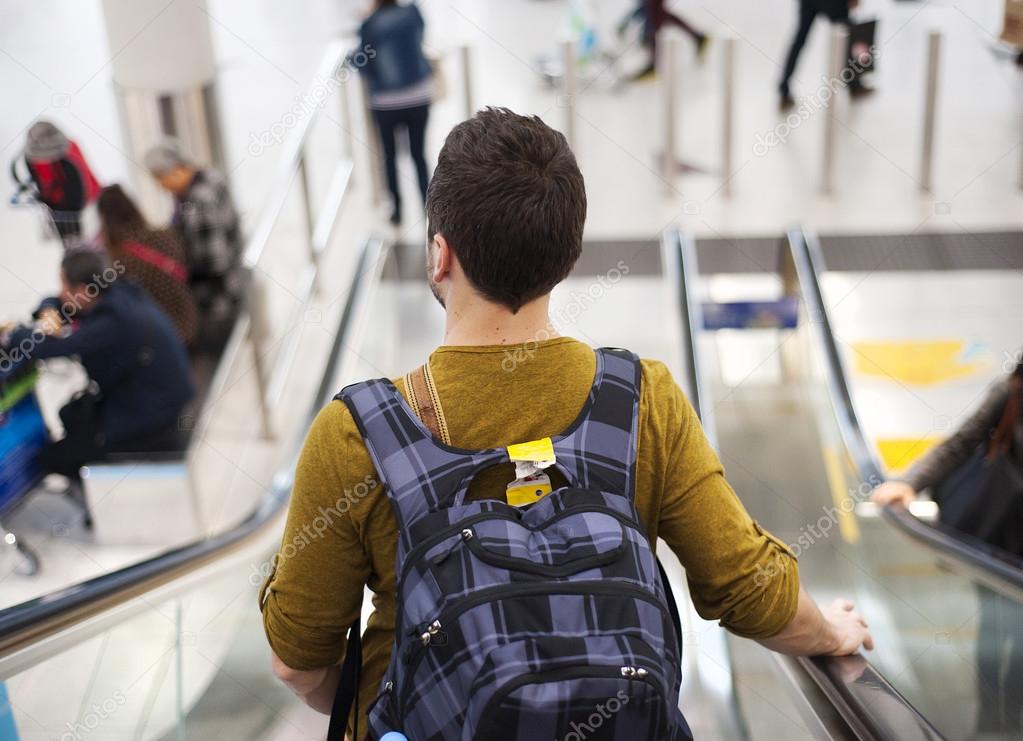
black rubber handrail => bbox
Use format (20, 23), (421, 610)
(787, 226), (1023, 602)
(0, 236), (386, 651)
(669, 228), (945, 740)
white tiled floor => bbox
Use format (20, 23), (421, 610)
(823, 270), (1023, 471)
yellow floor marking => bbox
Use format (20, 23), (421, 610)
(823, 446), (860, 544)
(876, 437), (941, 472)
(851, 340), (986, 386)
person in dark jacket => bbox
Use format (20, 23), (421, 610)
(97, 184), (198, 346)
(778, 0), (867, 109)
(4, 250), (195, 483)
(873, 360), (1023, 736)
(359, 0), (433, 226)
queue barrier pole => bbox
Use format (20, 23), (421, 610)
(919, 30), (942, 192)
(821, 26), (848, 195)
(721, 36), (737, 197)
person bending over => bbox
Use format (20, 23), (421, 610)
(3, 249), (195, 491)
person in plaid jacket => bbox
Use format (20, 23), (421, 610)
(144, 140), (243, 323)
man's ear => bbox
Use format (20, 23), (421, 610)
(431, 234), (454, 283)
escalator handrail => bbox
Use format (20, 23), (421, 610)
(0, 236), (386, 658)
(670, 228), (945, 740)
(663, 229), (748, 741)
(787, 226), (1023, 601)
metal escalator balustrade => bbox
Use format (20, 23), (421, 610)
(668, 227), (945, 741)
(0, 236), (387, 739)
(785, 226), (1023, 603)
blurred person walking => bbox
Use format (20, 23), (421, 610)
(97, 185), (198, 347)
(144, 140), (243, 330)
(358, 0), (433, 226)
(778, 0), (869, 109)
(632, 0), (709, 81)
(873, 358), (1023, 737)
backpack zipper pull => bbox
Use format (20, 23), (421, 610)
(419, 619), (442, 645)
(431, 528), (474, 567)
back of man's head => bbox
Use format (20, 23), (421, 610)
(426, 107), (586, 313)
(61, 249), (110, 291)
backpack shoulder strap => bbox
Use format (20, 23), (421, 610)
(552, 347), (642, 499)
(336, 376), (504, 532)
(404, 363), (450, 444)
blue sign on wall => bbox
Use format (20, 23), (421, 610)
(702, 298), (800, 331)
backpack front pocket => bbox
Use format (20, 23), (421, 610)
(464, 512), (626, 577)
(460, 635), (672, 741)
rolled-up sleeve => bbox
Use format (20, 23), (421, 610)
(260, 403), (370, 670)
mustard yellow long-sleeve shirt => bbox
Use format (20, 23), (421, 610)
(261, 337), (799, 730)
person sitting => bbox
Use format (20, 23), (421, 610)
(143, 140), (243, 326)
(96, 184), (198, 347)
(3, 249), (195, 491)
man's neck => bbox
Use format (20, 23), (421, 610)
(442, 294), (558, 347)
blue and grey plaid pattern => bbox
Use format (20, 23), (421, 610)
(339, 348), (692, 741)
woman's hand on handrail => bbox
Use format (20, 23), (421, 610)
(871, 481), (917, 509)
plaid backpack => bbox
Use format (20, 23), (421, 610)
(334, 348), (692, 741)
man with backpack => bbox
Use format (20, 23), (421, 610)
(260, 107), (872, 740)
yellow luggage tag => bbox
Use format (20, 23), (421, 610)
(506, 437), (556, 507)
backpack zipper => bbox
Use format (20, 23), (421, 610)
(472, 664), (667, 740)
(462, 526), (627, 577)
(395, 503), (647, 627)
(399, 580), (678, 718)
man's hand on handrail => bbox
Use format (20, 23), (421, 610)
(759, 587), (874, 657)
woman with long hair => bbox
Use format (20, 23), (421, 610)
(96, 185), (198, 346)
(873, 356), (1023, 736)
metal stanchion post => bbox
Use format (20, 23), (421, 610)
(339, 67), (354, 161)
(820, 26), (848, 195)
(721, 36), (737, 197)
(297, 152), (317, 266)
(660, 29), (681, 195)
(247, 276), (275, 440)
(461, 45), (474, 120)
(920, 30), (942, 192)
(561, 39), (577, 151)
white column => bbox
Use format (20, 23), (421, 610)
(100, 0), (223, 214)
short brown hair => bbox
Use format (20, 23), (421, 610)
(426, 107), (586, 312)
